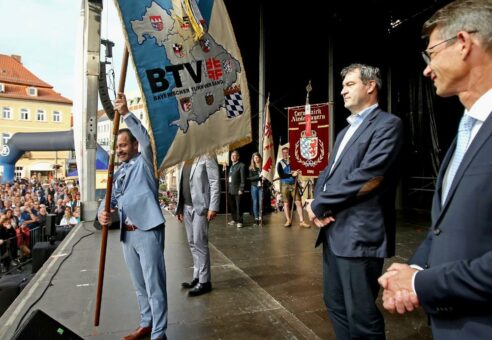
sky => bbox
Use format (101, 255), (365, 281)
(0, 0), (138, 102)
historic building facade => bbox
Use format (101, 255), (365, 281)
(0, 54), (72, 182)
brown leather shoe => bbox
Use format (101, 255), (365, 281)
(123, 326), (152, 340)
(284, 220), (292, 227)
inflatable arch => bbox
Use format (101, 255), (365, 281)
(0, 131), (108, 183)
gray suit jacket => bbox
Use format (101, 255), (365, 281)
(312, 107), (403, 258)
(176, 155), (220, 216)
(99, 113), (165, 234)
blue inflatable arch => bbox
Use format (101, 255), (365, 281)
(0, 131), (108, 183)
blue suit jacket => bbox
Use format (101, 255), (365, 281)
(99, 113), (165, 237)
(410, 111), (492, 339)
(312, 107), (403, 258)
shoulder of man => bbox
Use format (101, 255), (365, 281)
(373, 108), (401, 123)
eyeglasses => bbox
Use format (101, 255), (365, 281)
(421, 30), (478, 65)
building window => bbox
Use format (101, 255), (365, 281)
(20, 108), (29, 120)
(0, 83), (5, 93)
(15, 166), (23, 180)
(2, 133), (11, 145)
(140, 113), (144, 120)
(2, 107), (12, 119)
(27, 87), (37, 96)
(53, 110), (61, 122)
(37, 109), (46, 121)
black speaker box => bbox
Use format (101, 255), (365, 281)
(32, 241), (60, 274)
(45, 213), (57, 237)
(55, 225), (71, 241)
(93, 210), (120, 230)
(0, 274), (33, 317)
(12, 309), (83, 340)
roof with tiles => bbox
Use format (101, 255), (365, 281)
(0, 54), (72, 105)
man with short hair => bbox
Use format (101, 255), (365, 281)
(379, 1), (492, 339)
(307, 63), (403, 339)
(227, 150), (246, 228)
(98, 93), (167, 340)
(277, 146), (309, 228)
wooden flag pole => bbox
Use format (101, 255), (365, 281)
(94, 47), (129, 326)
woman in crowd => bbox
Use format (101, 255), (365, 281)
(247, 152), (263, 226)
(0, 216), (17, 272)
(45, 193), (56, 213)
(3, 209), (19, 264)
(60, 206), (78, 227)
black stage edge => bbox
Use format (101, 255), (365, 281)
(0, 211), (433, 339)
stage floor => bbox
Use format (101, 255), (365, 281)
(0, 210), (433, 339)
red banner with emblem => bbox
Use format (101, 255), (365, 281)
(288, 103), (330, 178)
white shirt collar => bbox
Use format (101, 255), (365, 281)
(346, 104), (378, 125)
(465, 88), (492, 122)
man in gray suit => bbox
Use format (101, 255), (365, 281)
(98, 93), (167, 340)
(176, 154), (220, 296)
(307, 64), (403, 339)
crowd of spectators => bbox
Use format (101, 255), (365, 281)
(0, 177), (80, 274)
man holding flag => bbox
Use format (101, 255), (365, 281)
(98, 94), (167, 340)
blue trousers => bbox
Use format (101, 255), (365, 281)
(250, 185), (263, 220)
(323, 243), (385, 340)
(122, 225), (167, 339)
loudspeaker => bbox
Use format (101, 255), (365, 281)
(32, 241), (60, 274)
(45, 214), (57, 237)
(93, 210), (120, 230)
(12, 309), (83, 340)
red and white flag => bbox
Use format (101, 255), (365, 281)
(261, 97), (274, 183)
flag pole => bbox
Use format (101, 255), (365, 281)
(259, 94), (269, 227)
(94, 47), (129, 327)
(224, 164), (229, 226)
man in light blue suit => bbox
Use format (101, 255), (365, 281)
(379, 1), (492, 339)
(176, 154), (220, 296)
(98, 93), (167, 340)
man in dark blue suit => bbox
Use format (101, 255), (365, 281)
(307, 64), (403, 339)
(378, 1), (492, 339)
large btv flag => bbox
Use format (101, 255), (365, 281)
(114, 0), (251, 171)
(261, 97), (274, 183)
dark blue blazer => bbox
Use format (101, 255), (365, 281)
(410, 110), (492, 340)
(312, 107), (403, 258)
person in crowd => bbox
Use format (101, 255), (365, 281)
(306, 63), (403, 339)
(277, 147), (310, 228)
(73, 206), (81, 223)
(37, 205), (47, 223)
(3, 209), (19, 265)
(20, 203), (39, 249)
(227, 150), (246, 228)
(60, 206), (77, 228)
(378, 1), (492, 339)
(0, 216), (17, 272)
(247, 152), (263, 226)
(98, 93), (167, 340)
(176, 154), (220, 297)
(45, 193), (56, 213)
(15, 208), (31, 261)
(54, 199), (65, 225)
